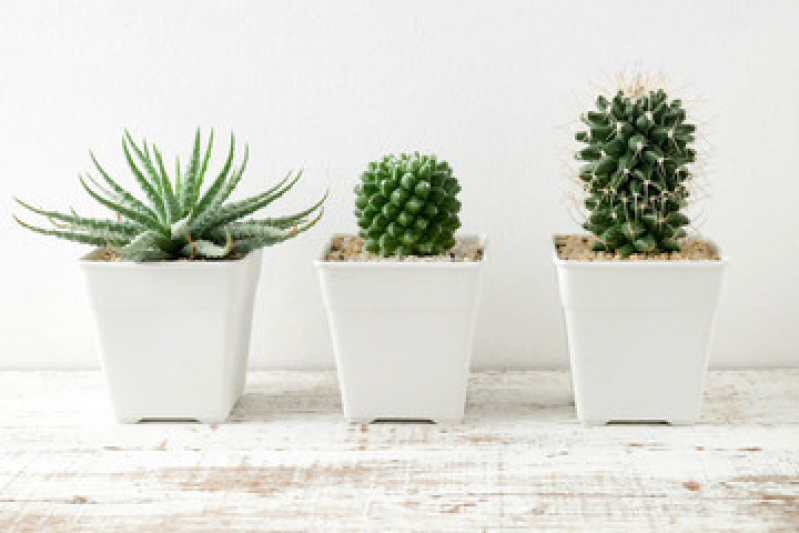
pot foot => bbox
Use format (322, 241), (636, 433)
(196, 416), (230, 424)
(668, 419), (697, 426)
(432, 418), (463, 426)
(347, 417), (375, 424)
(114, 416), (143, 424)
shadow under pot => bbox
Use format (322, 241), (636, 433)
(316, 234), (487, 424)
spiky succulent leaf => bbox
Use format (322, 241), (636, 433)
(79, 176), (165, 233)
(117, 230), (166, 259)
(14, 216), (116, 247)
(575, 89), (696, 257)
(191, 134), (236, 225)
(179, 128), (203, 215)
(354, 152), (461, 257)
(175, 156), (183, 198)
(152, 146), (181, 224)
(14, 198), (139, 237)
(170, 214), (192, 239)
(182, 232), (232, 259)
(215, 222), (287, 241)
(190, 146), (250, 233)
(243, 191), (328, 229)
(89, 151), (160, 222)
(201, 170), (302, 231)
(121, 136), (166, 222)
(195, 130), (215, 199)
(15, 129), (325, 261)
(123, 133), (163, 195)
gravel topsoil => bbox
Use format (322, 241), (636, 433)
(324, 235), (484, 262)
(555, 234), (720, 261)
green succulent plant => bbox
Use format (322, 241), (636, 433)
(14, 129), (326, 261)
(354, 152), (461, 257)
(575, 86), (696, 257)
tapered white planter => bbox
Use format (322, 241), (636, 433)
(80, 250), (262, 423)
(316, 234), (486, 423)
(553, 237), (727, 425)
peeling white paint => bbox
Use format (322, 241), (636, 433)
(0, 371), (797, 531)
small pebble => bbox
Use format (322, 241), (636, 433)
(555, 234), (720, 261)
(324, 235), (484, 263)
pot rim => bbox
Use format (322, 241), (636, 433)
(551, 234), (730, 267)
(315, 232), (488, 270)
(78, 247), (262, 269)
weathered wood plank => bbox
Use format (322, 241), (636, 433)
(0, 371), (797, 532)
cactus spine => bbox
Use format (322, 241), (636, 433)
(575, 85), (696, 257)
(354, 153), (461, 257)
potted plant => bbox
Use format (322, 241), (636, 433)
(316, 153), (486, 424)
(14, 129), (325, 423)
(554, 76), (728, 425)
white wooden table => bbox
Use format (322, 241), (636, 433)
(1, 371), (797, 532)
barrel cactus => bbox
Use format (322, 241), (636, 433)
(14, 129), (326, 261)
(354, 153), (461, 257)
(575, 85), (696, 257)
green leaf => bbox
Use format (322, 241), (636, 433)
(190, 145), (251, 232)
(117, 230), (164, 258)
(14, 197), (140, 237)
(122, 135), (166, 221)
(170, 214), (191, 239)
(242, 190), (327, 229)
(126, 134), (180, 224)
(213, 144), (250, 204)
(180, 128), (203, 215)
(203, 169), (302, 230)
(192, 133), (236, 224)
(175, 156), (182, 197)
(182, 231), (232, 259)
(195, 129), (214, 199)
(215, 223), (288, 241)
(231, 206), (323, 252)
(14, 216), (113, 247)
(124, 132), (163, 190)
(152, 146), (181, 224)
(89, 151), (160, 222)
(79, 176), (166, 234)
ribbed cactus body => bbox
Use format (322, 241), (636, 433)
(575, 89), (696, 257)
(354, 153), (461, 257)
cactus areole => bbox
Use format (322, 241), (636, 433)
(575, 88), (696, 257)
(354, 153), (462, 257)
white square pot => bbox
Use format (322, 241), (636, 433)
(316, 234), (486, 423)
(80, 250), (262, 423)
(553, 237), (728, 425)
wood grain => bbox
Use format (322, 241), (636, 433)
(0, 371), (797, 532)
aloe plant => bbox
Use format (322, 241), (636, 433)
(14, 129), (326, 261)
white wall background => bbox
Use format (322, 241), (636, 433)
(1, 0), (797, 369)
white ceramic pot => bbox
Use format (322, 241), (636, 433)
(316, 234), (486, 423)
(80, 249), (262, 423)
(553, 237), (728, 425)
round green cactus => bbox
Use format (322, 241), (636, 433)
(354, 153), (461, 257)
(575, 88), (696, 257)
